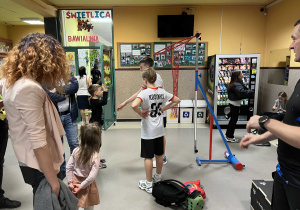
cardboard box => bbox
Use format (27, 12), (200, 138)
(250, 180), (273, 210)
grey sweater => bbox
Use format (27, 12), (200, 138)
(34, 178), (78, 210)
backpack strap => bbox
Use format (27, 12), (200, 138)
(159, 179), (189, 191)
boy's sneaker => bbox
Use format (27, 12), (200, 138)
(153, 174), (162, 183)
(224, 114), (229, 120)
(138, 180), (152, 193)
(225, 135), (239, 143)
(153, 156), (167, 168)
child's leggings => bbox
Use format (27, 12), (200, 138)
(76, 206), (94, 210)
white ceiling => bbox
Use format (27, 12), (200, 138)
(0, 0), (274, 25)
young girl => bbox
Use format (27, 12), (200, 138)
(225, 71), (254, 142)
(271, 91), (287, 120)
(66, 123), (101, 210)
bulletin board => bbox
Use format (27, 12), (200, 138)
(174, 42), (208, 67)
(118, 43), (152, 68)
(153, 42), (172, 68)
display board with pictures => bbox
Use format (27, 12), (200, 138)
(153, 42), (172, 68)
(173, 42), (207, 67)
(119, 43), (152, 67)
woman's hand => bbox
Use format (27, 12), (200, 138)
(51, 181), (60, 197)
(68, 183), (74, 191)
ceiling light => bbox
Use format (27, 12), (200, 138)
(20, 18), (44, 25)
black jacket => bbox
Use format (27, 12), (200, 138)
(228, 82), (254, 101)
(42, 75), (79, 121)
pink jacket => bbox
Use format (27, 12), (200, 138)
(0, 78), (65, 173)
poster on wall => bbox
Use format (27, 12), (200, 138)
(119, 43), (152, 67)
(153, 42), (172, 68)
(60, 10), (113, 47)
(66, 52), (76, 75)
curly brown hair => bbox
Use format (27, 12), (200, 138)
(0, 33), (70, 89)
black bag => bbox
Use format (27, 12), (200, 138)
(152, 179), (189, 207)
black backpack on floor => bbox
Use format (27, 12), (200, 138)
(152, 179), (189, 207)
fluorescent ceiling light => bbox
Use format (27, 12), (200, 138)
(20, 18), (44, 25)
(91, 18), (112, 23)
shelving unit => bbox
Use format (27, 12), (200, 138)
(0, 38), (13, 66)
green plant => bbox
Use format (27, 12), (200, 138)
(90, 49), (100, 68)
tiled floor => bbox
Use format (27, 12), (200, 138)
(3, 122), (278, 209)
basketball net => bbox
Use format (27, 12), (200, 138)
(153, 35), (196, 117)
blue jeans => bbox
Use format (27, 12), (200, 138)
(59, 113), (79, 171)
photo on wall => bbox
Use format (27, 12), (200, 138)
(119, 43), (152, 67)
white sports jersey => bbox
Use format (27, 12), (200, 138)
(137, 87), (174, 139)
(142, 73), (166, 117)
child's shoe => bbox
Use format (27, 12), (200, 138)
(99, 162), (107, 169)
(153, 174), (162, 183)
(163, 156), (167, 165)
(153, 156), (167, 168)
(100, 159), (106, 163)
(138, 180), (152, 193)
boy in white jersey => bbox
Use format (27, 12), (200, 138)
(118, 57), (168, 166)
(132, 68), (180, 193)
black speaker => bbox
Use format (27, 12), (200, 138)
(44, 17), (61, 43)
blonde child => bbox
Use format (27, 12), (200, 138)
(66, 123), (101, 210)
(132, 68), (180, 193)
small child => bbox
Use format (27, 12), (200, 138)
(88, 84), (108, 127)
(66, 123), (101, 210)
(131, 68), (180, 193)
(88, 84), (108, 169)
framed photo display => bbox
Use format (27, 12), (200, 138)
(153, 42), (172, 68)
(173, 42), (207, 67)
(119, 43), (152, 67)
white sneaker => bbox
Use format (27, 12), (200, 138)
(153, 174), (162, 183)
(138, 180), (152, 193)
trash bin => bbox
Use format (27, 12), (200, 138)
(179, 100), (193, 123)
(166, 102), (179, 124)
(193, 100), (207, 123)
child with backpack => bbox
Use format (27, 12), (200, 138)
(66, 123), (101, 210)
(132, 68), (180, 193)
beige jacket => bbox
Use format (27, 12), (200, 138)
(0, 78), (65, 173)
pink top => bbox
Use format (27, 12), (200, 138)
(0, 78), (65, 173)
(66, 147), (100, 189)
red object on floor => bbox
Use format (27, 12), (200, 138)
(184, 180), (206, 199)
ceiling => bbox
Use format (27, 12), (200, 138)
(0, 0), (274, 25)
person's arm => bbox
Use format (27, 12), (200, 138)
(34, 145), (60, 196)
(64, 75), (79, 95)
(66, 151), (75, 191)
(131, 98), (148, 118)
(72, 155), (100, 193)
(240, 131), (277, 149)
(235, 83), (254, 98)
(42, 85), (66, 103)
(243, 115), (300, 149)
(161, 96), (181, 113)
(117, 87), (143, 111)
(88, 76), (92, 86)
(272, 102), (277, 111)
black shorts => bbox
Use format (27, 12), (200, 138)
(163, 116), (166, 128)
(141, 136), (164, 158)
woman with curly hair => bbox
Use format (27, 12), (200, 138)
(0, 33), (70, 199)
